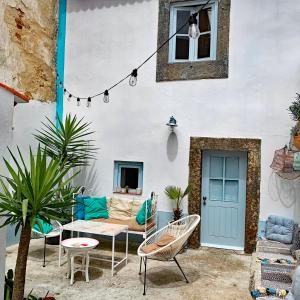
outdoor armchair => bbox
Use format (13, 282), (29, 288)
(137, 214), (200, 295)
(32, 220), (63, 267)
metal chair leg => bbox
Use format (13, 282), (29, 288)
(143, 257), (147, 296)
(139, 257), (142, 275)
(174, 256), (189, 283)
(43, 236), (46, 267)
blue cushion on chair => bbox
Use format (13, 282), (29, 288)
(33, 219), (53, 234)
(266, 215), (294, 244)
(75, 195), (90, 220)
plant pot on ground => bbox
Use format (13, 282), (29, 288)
(164, 185), (191, 222)
(291, 123), (300, 151)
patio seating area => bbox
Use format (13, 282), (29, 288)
(5, 239), (252, 300)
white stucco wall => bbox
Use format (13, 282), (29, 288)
(0, 88), (14, 300)
(64, 0), (300, 222)
(12, 100), (56, 153)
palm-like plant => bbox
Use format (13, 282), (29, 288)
(0, 146), (77, 300)
(34, 114), (96, 170)
(164, 185), (191, 221)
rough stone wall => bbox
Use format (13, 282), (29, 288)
(0, 0), (58, 101)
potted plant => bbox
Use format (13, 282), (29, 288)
(164, 185), (191, 222)
(288, 94), (300, 150)
(291, 123), (300, 150)
(0, 146), (77, 300)
(288, 93), (300, 121)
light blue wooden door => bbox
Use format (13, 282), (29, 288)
(201, 150), (247, 250)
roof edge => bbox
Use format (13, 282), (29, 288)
(0, 82), (30, 103)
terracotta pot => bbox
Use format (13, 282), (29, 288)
(294, 136), (300, 151)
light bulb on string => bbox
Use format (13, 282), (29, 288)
(77, 97), (80, 106)
(87, 97), (91, 108)
(68, 94), (72, 101)
(103, 90), (109, 103)
(129, 69), (138, 86)
(188, 13), (200, 39)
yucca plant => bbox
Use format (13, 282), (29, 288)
(164, 185), (191, 221)
(34, 114), (96, 170)
(0, 146), (77, 300)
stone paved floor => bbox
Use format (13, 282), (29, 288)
(6, 239), (252, 300)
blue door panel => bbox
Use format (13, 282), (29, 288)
(201, 150), (247, 249)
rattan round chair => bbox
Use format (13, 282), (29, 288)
(137, 214), (200, 295)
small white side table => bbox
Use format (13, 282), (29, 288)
(61, 237), (99, 285)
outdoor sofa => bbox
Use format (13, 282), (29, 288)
(74, 193), (158, 240)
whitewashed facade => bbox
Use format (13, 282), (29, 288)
(63, 0), (300, 228)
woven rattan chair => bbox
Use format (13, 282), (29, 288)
(137, 214), (200, 295)
(32, 220), (63, 267)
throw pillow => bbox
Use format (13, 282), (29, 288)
(84, 197), (109, 220)
(266, 215), (294, 244)
(75, 195), (90, 220)
(136, 198), (152, 225)
(33, 219), (53, 234)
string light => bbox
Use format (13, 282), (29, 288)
(188, 14), (200, 39)
(57, 0), (213, 107)
(129, 69), (138, 86)
(87, 97), (91, 108)
(103, 90), (109, 103)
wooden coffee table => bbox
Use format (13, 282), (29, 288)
(59, 220), (128, 276)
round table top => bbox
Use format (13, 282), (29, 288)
(61, 237), (99, 250)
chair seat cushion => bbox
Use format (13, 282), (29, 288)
(33, 219), (53, 234)
(141, 234), (176, 254)
(91, 217), (155, 232)
(266, 215), (294, 244)
(156, 234), (176, 246)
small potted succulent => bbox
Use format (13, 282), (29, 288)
(288, 94), (300, 150)
(164, 185), (191, 222)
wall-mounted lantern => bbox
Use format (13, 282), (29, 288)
(166, 116), (178, 131)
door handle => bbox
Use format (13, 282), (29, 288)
(203, 196), (207, 206)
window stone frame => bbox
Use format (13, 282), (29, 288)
(156, 0), (231, 81)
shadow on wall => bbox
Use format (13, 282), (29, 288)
(68, 0), (152, 12)
(72, 161), (100, 196)
(166, 132), (178, 162)
(268, 171), (300, 221)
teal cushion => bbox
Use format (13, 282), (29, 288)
(136, 199), (152, 225)
(33, 219), (53, 234)
(84, 197), (108, 220)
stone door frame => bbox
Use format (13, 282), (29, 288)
(188, 137), (261, 254)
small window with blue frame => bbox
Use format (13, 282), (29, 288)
(113, 161), (143, 195)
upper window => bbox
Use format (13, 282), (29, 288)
(156, 0), (230, 82)
(113, 161), (143, 195)
(169, 1), (218, 63)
